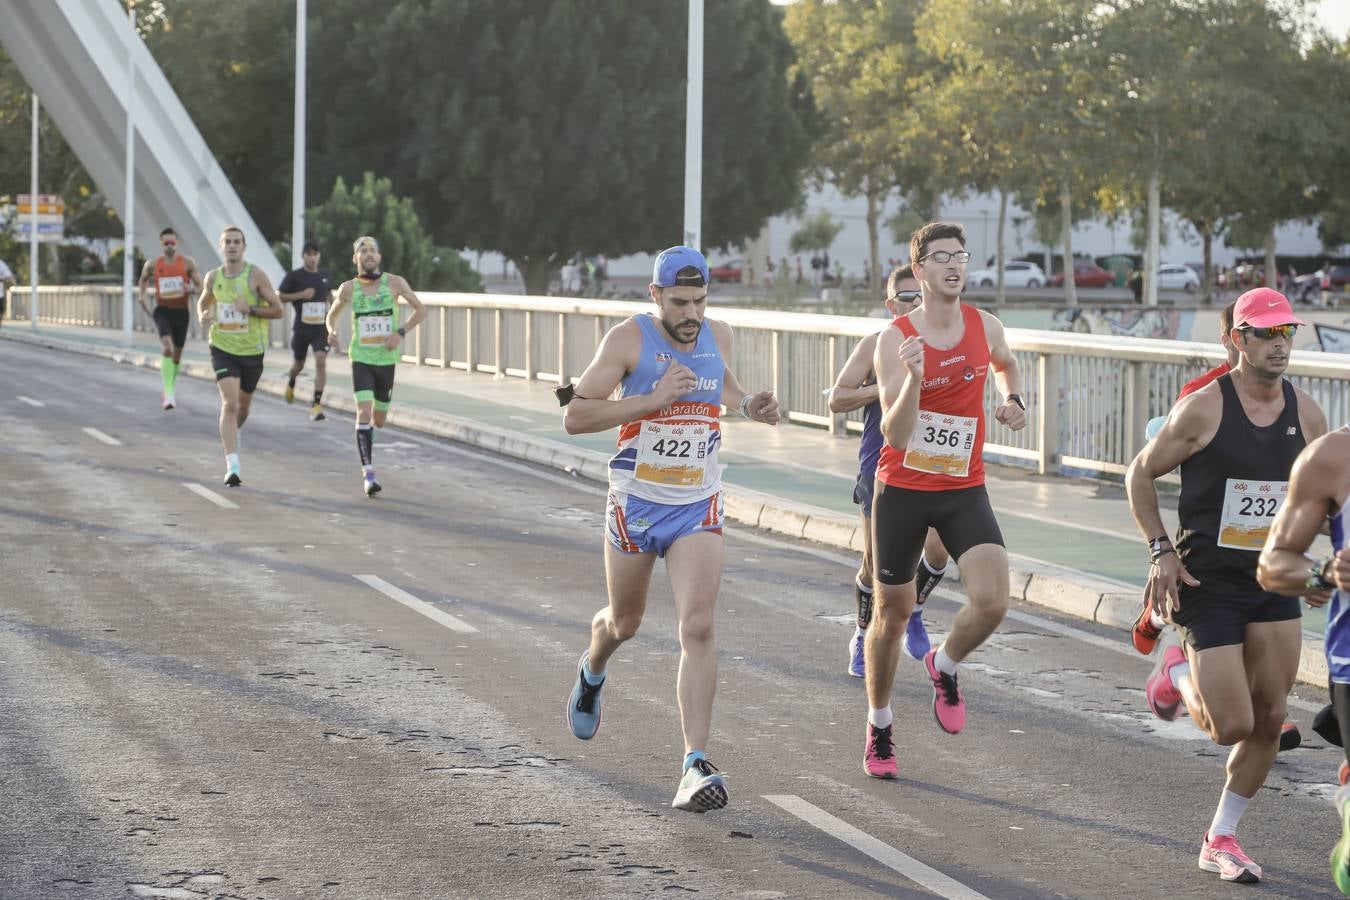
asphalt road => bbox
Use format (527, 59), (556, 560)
(2, 341), (1345, 899)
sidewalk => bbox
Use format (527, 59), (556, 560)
(5, 322), (1330, 680)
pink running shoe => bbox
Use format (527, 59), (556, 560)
(1145, 644), (1186, 721)
(863, 723), (897, 779)
(1198, 832), (1262, 883)
(923, 649), (966, 734)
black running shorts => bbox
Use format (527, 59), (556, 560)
(872, 482), (1004, 585)
(1171, 586), (1301, 651)
(210, 346), (264, 393)
(291, 324), (330, 361)
(352, 360), (396, 405)
(153, 306), (190, 348)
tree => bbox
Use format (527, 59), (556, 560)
(919, 0), (1113, 307)
(307, 173), (479, 292)
(304, 0), (811, 295)
(783, 1), (933, 292)
(789, 210), (843, 255)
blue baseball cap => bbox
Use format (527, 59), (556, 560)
(652, 246), (708, 288)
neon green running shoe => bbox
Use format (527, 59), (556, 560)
(1333, 784), (1350, 896)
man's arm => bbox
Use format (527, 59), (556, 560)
(184, 256), (203, 294)
(712, 320), (779, 424)
(983, 311), (1027, 431)
(1295, 387), (1330, 444)
(249, 268), (284, 319)
(326, 281), (351, 346)
(877, 325), (923, 448)
(828, 333), (879, 414)
(195, 270), (215, 324)
(137, 259), (155, 314)
(277, 271), (309, 303)
(1258, 432), (1350, 601)
(393, 275), (426, 333)
(564, 321), (688, 435)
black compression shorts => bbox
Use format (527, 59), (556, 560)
(210, 346), (264, 393)
(1170, 586), (1301, 651)
(352, 361), (396, 406)
(153, 306), (190, 348)
(872, 482), (1004, 585)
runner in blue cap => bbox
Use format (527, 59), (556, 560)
(559, 245), (780, 812)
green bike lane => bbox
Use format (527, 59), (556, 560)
(17, 322), (1331, 635)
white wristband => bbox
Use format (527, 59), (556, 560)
(738, 394), (753, 419)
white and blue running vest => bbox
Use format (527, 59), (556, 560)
(608, 314), (724, 505)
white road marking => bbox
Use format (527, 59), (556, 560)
(17, 395), (44, 407)
(82, 427), (122, 446)
(182, 482), (239, 509)
(354, 574), (478, 633)
(763, 795), (990, 900)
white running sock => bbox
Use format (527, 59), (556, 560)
(868, 706), (893, 729)
(1149, 612), (1166, 629)
(1208, 789), (1252, 838)
(225, 452), (239, 472)
(934, 646), (958, 675)
(855, 573), (873, 595)
(1168, 661), (1192, 691)
(362, 464), (375, 476)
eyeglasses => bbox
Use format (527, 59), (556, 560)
(918, 250), (971, 265)
(1241, 324), (1298, 340)
(888, 290), (921, 303)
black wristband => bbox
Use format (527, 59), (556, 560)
(1006, 393), (1025, 410)
(397, 326), (407, 337)
(1150, 546), (1177, 564)
(1308, 557), (1336, 592)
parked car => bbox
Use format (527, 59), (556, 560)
(966, 260), (1047, 288)
(1156, 263), (1200, 292)
(709, 258), (743, 283)
(1049, 262), (1115, 288)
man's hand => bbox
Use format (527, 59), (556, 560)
(995, 398), (1027, 431)
(898, 335), (924, 378)
(746, 390), (780, 425)
(299, 287), (315, 300)
(1146, 552), (1201, 620)
(652, 363), (696, 408)
(233, 297), (250, 315)
(382, 332), (403, 351)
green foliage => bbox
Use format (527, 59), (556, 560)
(306, 173), (480, 292)
(789, 210), (842, 254)
(886, 206), (927, 248)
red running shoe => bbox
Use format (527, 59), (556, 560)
(1131, 602), (1162, 655)
(1145, 644), (1185, 721)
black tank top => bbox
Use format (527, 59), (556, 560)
(1177, 373), (1304, 591)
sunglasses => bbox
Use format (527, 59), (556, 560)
(888, 290), (921, 303)
(1240, 324), (1298, 340)
(918, 250), (971, 265)
(162, 240), (176, 247)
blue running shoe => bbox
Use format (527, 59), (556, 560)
(902, 606), (931, 660)
(848, 627), (866, 678)
(566, 653), (603, 740)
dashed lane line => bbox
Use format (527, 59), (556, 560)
(82, 427), (122, 446)
(353, 574), (478, 634)
(17, 395), (44, 407)
(763, 794), (991, 900)
(182, 482), (239, 509)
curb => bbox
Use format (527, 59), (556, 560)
(5, 327), (1330, 688)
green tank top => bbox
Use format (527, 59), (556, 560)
(349, 273), (402, 366)
(208, 264), (268, 356)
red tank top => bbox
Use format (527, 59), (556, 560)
(876, 303), (990, 491)
(153, 255), (190, 309)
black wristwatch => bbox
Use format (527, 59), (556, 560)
(1149, 534), (1174, 562)
(1007, 393), (1025, 410)
(396, 326), (407, 337)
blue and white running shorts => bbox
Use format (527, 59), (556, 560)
(606, 490), (724, 558)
